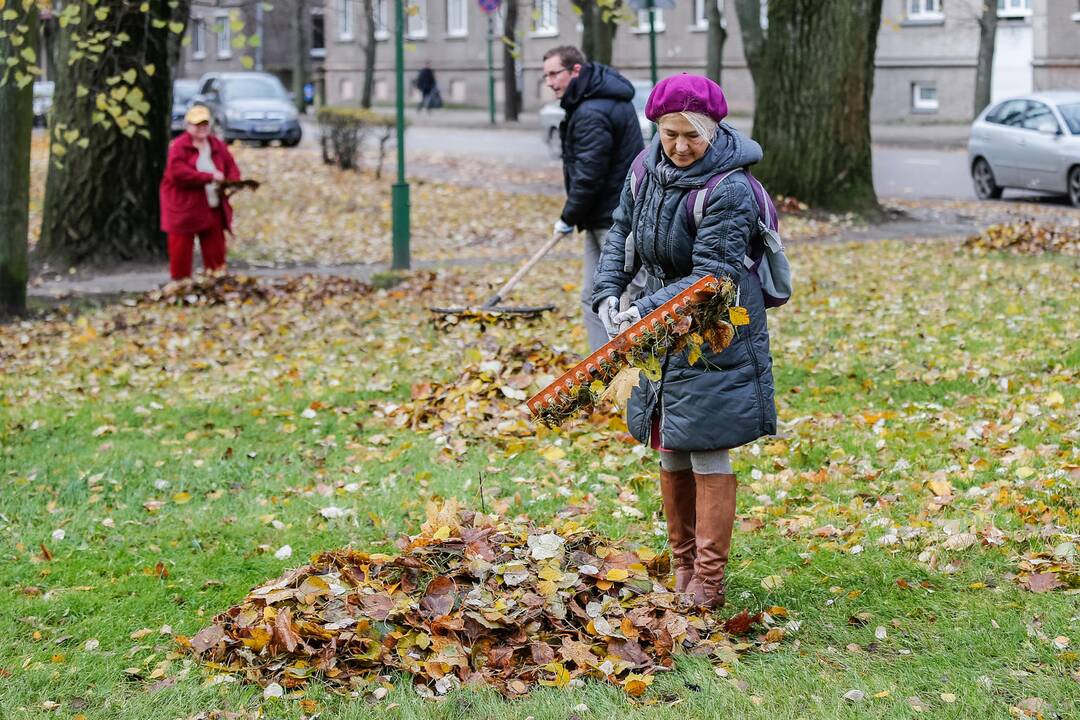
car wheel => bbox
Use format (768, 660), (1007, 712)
(282, 136), (301, 148)
(972, 158), (1002, 200)
(1068, 166), (1080, 208)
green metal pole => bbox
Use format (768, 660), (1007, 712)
(392, 0), (410, 270)
(486, 13), (496, 125)
(648, 0), (657, 86)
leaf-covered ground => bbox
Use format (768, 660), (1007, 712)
(3, 222), (1078, 718)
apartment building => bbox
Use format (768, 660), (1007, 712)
(177, 0), (327, 96)
(183, 0), (1080, 121)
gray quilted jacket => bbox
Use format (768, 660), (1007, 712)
(591, 124), (777, 451)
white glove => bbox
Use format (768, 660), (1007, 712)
(613, 305), (641, 333)
(598, 296), (620, 339)
(553, 219), (574, 235)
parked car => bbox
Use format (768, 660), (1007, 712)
(190, 72), (302, 147)
(540, 79), (654, 159)
(968, 90), (1080, 207)
(171, 79), (201, 135)
(32, 81), (54, 127)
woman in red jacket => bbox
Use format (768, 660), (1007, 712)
(160, 105), (242, 280)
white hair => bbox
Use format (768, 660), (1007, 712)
(681, 111), (718, 143)
(659, 110), (719, 146)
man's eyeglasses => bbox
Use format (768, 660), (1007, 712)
(543, 68), (569, 82)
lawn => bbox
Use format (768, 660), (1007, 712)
(2, 237), (1078, 720)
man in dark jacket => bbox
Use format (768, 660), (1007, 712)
(542, 45), (645, 350)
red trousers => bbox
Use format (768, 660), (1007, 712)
(168, 218), (227, 280)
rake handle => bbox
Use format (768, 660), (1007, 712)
(481, 231), (567, 309)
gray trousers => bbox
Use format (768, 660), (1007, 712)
(583, 228), (648, 352)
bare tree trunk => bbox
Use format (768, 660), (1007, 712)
(733, 0), (764, 86)
(0, 7), (37, 317)
(734, 0), (882, 214)
(974, 1), (998, 117)
(705, 0), (727, 85)
(572, 0), (618, 65)
(38, 0), (188, 267)
(361, 0), (376, 108)
(294, 0), (309, 112)
(502, 0), (521, 121)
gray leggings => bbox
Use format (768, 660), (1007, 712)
(659, 448), (732, 474)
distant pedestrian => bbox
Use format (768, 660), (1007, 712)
(160, 105), (242, 280)
(415, 63), (441, 112)
(542, 45), (645, 351)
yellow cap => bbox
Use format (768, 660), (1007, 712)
(185, 104), (212, 125)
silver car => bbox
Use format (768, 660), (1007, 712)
(190, 72), (302, 147)
(540, 79), (654, 159)
(968, 90), (1080, 206)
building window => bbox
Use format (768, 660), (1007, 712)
(375, 0), (390, 40)
(531, 0), (558, 36)
(406, 0), (427, 39)
(634, 9), (664, 32)
(446, 0), (467, 36)
(449, 78), (466, 102)
(912, 82), (939, 112)
(693, 0), (724, 30)
(191, 17), (206, 59)
(996, 0), (1031, 18)
(215, 11), (231, 59)
(340, 77), (355, 101)
(311, 8), (326, 58)
(907, 0), (943, 21)
(338, 0), (355, 40)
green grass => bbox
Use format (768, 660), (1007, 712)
(2, 239), (1078, 719)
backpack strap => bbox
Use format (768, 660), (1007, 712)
(623, 149), (649, 272)
(629, 149), (647, 200)
(685, 169), (740, 231)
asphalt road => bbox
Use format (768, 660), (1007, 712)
(401, 124), (989, 201)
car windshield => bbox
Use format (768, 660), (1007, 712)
(1057, 103), (1080, 134)
(223, 77), (285, 100)
(174, 82), (198, 104)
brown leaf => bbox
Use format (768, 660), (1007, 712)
(420, 576), (457, 619)
(274, 608), (300, 653)
(530, 641), (555, 665)
(1024, 573), (1064, 593)
(190, 625), (225, 655)
(723, 610), (763, 637)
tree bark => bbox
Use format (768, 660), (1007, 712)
(361, 0), (376, 108)
(973, 0), (997, 117)
(502, 0), (521, 121)
(573, 0), (618, 65)
(705, 0), (726, 85)
(38, 0), (187, 267)
(734, 0), (882, 214)
(0, 6), (38, 317)
(732, 0), (763, 86)
(293, 0), (309, 112)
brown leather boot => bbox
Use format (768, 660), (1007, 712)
(686, 472), (737, 609)
(659, 468), (696, 592)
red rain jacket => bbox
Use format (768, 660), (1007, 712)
(160, 132), (241, 234)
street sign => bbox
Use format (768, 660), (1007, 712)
(477, 0), (501, 14)
(627, 0), (675, 9)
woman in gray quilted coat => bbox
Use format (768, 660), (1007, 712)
(592, 74), (777, 609)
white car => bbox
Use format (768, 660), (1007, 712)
(968, 90), (1080, 206)
(540, 79), (654, 159)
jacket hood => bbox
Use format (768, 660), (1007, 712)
(644, 122), (763, 186)
(561, 63), (635, 111)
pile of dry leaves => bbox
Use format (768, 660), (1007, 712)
(964, 220), (1080, 256)
(142, 271), (397, 307)
(390, 341), (613, 445)
(181, 504), (776, 698)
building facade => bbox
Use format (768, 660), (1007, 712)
(177, 0), (326, 99)
(182, 0), (1080, 121)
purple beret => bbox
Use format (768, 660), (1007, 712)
(645, 73), (729, 123)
